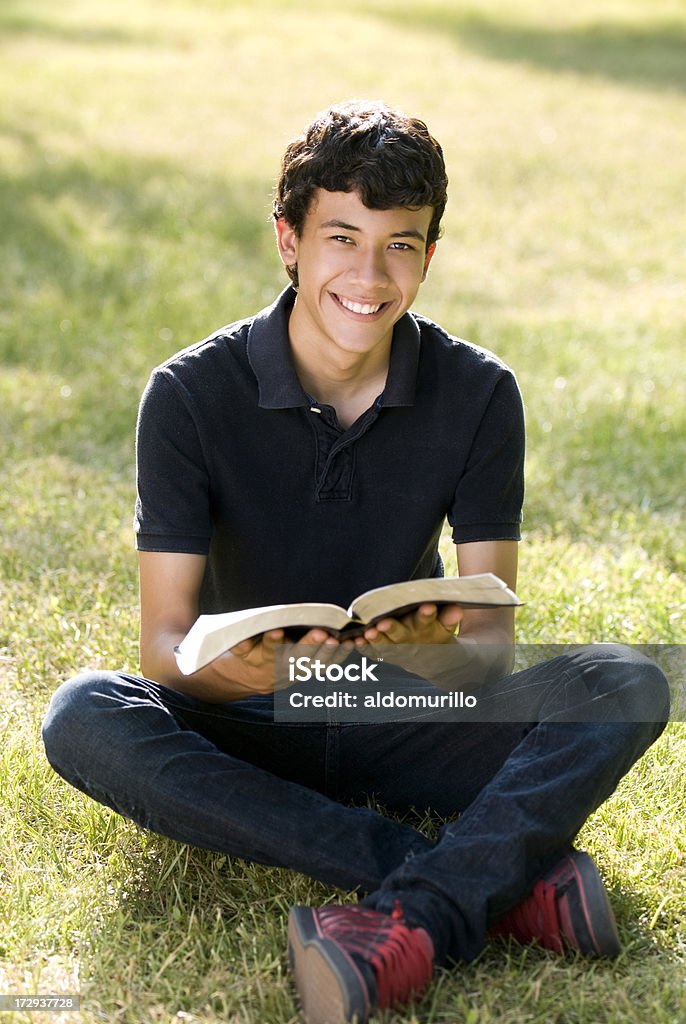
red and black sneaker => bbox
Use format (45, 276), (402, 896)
(288, 902), (434, 1024)
(490, 850), (621, 957)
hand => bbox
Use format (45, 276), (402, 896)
(349, 603), (464, 683)
(356, 603), (513, 688)
(357, 603), (463, 646)
(211, 627), (341, 697)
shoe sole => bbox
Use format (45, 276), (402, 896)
(288, 907), (371, 1024)
(557, 852), (621, 957)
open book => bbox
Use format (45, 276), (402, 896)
(174, 573), (519, 675)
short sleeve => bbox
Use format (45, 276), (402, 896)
(133, 367), (212, 554)
(448, 370), (525, 543)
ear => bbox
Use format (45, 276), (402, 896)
(274, 217), (299, 270)
(421, 242), (437, 282)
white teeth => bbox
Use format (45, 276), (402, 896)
(337, 296), (383, 315)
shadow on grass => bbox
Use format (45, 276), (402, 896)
(7, 0), (686, 95)
(0, 4), (160, 47)
(0, 128), (275, 351)
(0, 126), (278, 464)
(76, 824), (685, 1023)
(360, 4), (686, 94)
(76, 833), (315, 1021)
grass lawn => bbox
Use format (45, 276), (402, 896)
(1, 0), (685, 1021)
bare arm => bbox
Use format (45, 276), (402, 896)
(455, 539), (518, 645)
(356, 540), (519, 682)
(359, 540), (518, 643)
(138, 551), (337, 702)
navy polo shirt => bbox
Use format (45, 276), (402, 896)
(134, 287), (524, 614)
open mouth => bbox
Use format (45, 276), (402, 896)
(333, 294), (388, 316)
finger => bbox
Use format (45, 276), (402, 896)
(437, 604), (464, 631)
(230, 635), (260, 657)
(411, 603), (438, 630)
(313, 641), (349, 666)
(300, 628), (338, 646)
(367, 617), (405, 643)
(260, 628), (285, 653)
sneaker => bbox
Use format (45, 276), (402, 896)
(490, 850), (621, 957)
(288, 902), (434, 1024)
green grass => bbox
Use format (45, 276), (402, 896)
(1, 0), (685, 1020)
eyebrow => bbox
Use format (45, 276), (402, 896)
(320, 219), (427, 244)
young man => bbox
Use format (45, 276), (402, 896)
(43, 101), (669, 1023)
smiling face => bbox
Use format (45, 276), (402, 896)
(275, 189), (436, 370)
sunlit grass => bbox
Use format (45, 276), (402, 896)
(1, 0), (685, 1021)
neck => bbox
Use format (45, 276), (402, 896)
(287, 301), (392, 427)
(293, 349), (388, 429)
(293, 346), (388, 399)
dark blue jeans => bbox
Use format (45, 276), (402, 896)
(41, 644), (669, 964)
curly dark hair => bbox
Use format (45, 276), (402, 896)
(273, 100), (448, 286)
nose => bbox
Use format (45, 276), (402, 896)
(349, 246), (389, 290)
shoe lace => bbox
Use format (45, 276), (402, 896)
(318, 902), (433, 1009)
(491, 879), (563, 953)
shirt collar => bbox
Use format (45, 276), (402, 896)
(247, 286), (420, 410)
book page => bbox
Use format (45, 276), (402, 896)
(175, 602), (353, 675)
(349, 574), (518, 624)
